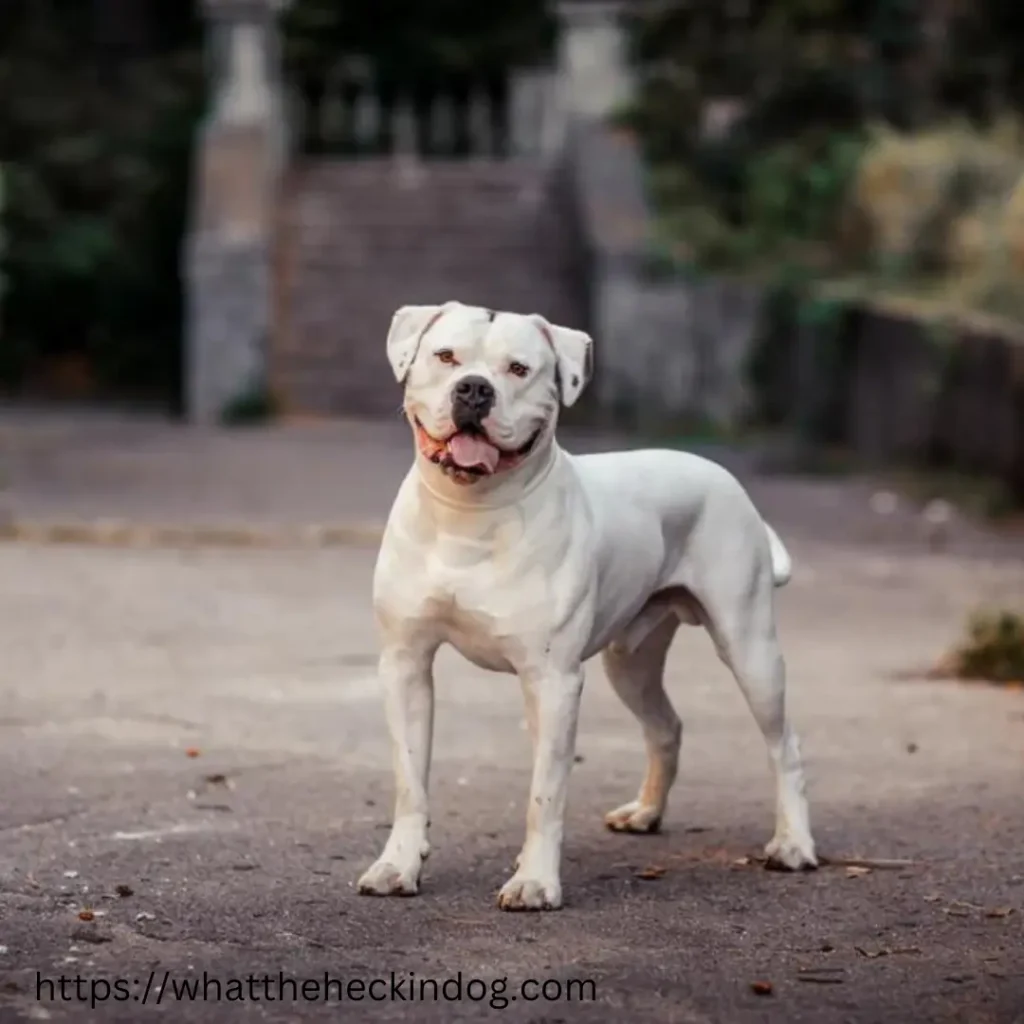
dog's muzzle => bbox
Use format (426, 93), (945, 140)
(450, 375), (495, 432)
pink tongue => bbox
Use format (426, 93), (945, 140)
(448, 432), (500, 473)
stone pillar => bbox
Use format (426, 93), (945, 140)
(509, 68), (563, 162)
(183, 0), (291, 424)
(554, 1), (634, 123)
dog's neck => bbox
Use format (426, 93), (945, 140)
(414, 435), (560, 512)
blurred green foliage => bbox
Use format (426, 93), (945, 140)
(647, 132), (866, 274)
(0, 1), (204, 407)
(626, 0), (1024, 294)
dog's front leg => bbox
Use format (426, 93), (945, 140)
(498, 666), (584, 911)
(357, 645), (435, 897)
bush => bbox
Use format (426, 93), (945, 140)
(0, 11), (204, 407)
(627, 1), (1024, 329)
(942, 609), (1024, 685)
(647, 129), (866, 275)
(843, 121), (1024, 269)
(838, 119), (1024, 323)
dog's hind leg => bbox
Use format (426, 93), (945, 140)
(692, 567), (817, 870)
(603, 610), (682, 834)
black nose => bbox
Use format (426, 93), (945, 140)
(451, 375), (496, 425)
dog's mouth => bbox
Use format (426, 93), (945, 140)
(414, 420), (542, 482)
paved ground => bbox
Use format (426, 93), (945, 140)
(2, 407), (1023, 559)
(1, 410), (1023, 1023)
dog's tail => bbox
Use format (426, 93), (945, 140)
(765, 523), (792, 588)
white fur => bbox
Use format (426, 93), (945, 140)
(358, 301), (817, 910)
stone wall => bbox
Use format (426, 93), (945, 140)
(569, 121), (765, 431)
(751, 297), (1024, 498)
(843, 309), (1024, 497)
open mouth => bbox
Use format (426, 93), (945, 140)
(414, 420), (542, 481)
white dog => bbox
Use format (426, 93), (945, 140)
(357, 300), (817, 911)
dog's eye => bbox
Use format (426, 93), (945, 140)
(435, 349), (457, 365)
(508, 361), (530, 378)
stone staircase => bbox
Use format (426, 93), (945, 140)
(271, 159), (587, 417)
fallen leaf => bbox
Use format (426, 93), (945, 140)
(985, 906), (1015, 919)
(185, 748), (201, 759)
(733, 856), (752, 867)
(750, 981), (773, 996)
(77, 910), (94, 922)
(846, 866), (872, 878)
(135, 911), (156, 922)
(635, 866), (667, 880)
(114, 884), (134, 898)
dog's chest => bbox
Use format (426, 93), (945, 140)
(418, 563), (550, 673)
(375, 467), (592, 671)
(377, 533), (567, 674)
(431, 592), (520, 673)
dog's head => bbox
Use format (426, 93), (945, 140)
(385, 301), (593, 485)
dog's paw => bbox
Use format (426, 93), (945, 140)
(357, 859), (421, 897)
(764, 833), (818, 872)
(604, 800), (662, 834)
(497, 874), (562, 912)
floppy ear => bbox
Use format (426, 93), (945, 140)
(531, 316), (594, 407)
(386, 303), (449, 383)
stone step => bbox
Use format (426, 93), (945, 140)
(272, 158), (585, 417)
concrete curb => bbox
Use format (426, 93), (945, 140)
(0, 519), (385, 550)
